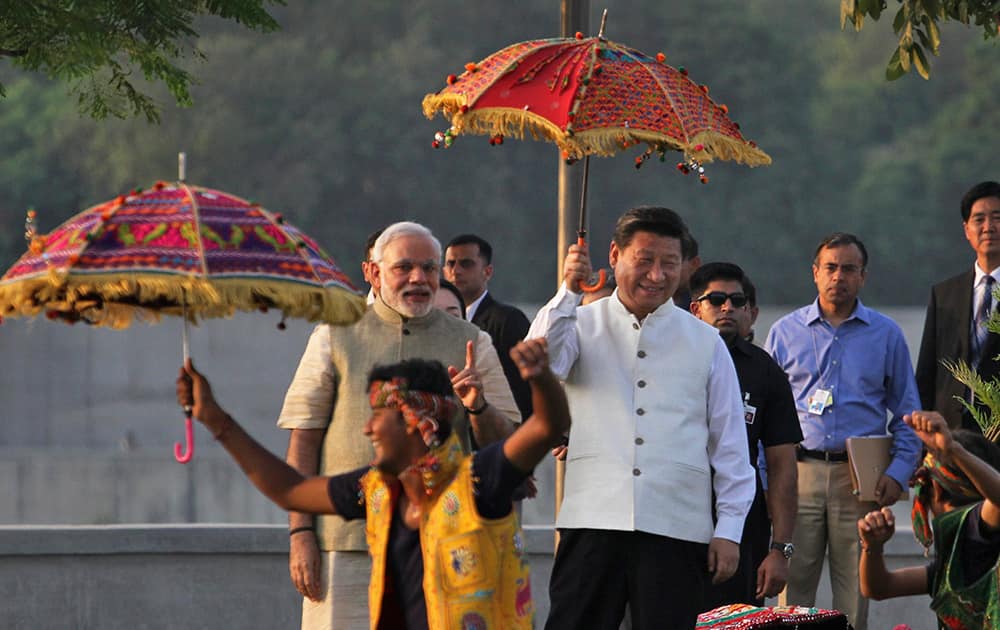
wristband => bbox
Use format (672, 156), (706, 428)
(859, 540), (882, 554)
(289, 526), (315, 537)
(465, 400), (489, 415)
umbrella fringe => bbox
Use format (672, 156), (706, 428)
(686, 131), (772, 167)
(0, 274), (366, 330)
(422, 93), (466, 120)
(423, 97), (571, 148)
(423, 94), (772, 167)
(574, 128), (772, 167)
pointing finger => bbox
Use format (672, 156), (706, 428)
(465, 340), (476, 369)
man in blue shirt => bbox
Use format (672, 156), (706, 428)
(765, 232), (920, 630)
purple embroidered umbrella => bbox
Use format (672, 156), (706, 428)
(0, 179), (365, 461)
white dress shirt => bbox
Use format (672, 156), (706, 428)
(465, 290), (488, 322)
(528, 284), (754, 543)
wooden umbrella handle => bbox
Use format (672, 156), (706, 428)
(576, 236), (606, 293)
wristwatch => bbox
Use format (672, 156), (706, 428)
(770, 541), (795, 559)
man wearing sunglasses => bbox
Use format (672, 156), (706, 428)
(764, 233), (921, 630)
(689, 263), (802, 609)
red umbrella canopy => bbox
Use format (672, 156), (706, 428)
(423, 34), (770, 171)
(0, 181), (364, 328)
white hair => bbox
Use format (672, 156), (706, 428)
(371, 221), (442, 263)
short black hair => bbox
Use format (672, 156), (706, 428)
(961, 181), (1000, 222)
(612, 206), (686, 250)
(744, 275), (757, 308)
(689, 262), (751, 299)
(364, 229), (384, 260)
(813, 232), (868, 269)
(446, 234), (493, 264)
(934, 429), (1000, 507)
(681, 231), (699, 261)
(437, 278), (467, 319)
(367, 359), (454, 440)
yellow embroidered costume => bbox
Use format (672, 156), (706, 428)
(360, 431), (533, 630)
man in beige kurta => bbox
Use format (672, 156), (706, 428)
(277, 221), (519, 630)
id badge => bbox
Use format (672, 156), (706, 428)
(807, 388), (833, 415)
(743, 392), (757, 425)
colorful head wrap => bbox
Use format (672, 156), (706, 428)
(368, 377), (457, 449)
(910, 451), (982, 549)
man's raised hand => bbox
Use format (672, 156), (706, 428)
(510, 338), (549, 381)
(448, 341), (484, 411)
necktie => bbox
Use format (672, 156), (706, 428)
(972, 275), (995, 367)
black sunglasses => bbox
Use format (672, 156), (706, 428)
(696, 291), (749, 308)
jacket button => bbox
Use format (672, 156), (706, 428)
(637, 350), (646, 358)
(632, 323), (639, 330)
(637, 380), (646, 388)
(636, 408), (645, 416)
(635, 437), (644, 445)
(633, 468), (641, 476)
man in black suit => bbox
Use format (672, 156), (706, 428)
(672, 229), (701, 312)
(445, 234), (533, 419)
(916, 181), (1000, 431)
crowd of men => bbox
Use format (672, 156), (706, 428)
(175, 180), (1000, 630)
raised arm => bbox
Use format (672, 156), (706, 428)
(526, 244), (590, 379)
(502, 339), (572, 473)
(906, 410), (1000, 529)
(857, 507), (929, 599)
(448, 336), (519, 446)
(176, 360), (336, 516)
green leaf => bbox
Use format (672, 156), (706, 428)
(893, 6), (908, 32)
(899, 43), (912, 71)
(912, 42), (931, 78)
(926, 15), (942, 53)
(841, 0), (855, 29)
(885, 48), (907, 80)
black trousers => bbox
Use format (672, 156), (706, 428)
(544, 528), (710, 630)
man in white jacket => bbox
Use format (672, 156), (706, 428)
(529, 206), (755, 630)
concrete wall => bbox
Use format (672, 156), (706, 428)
(0, 524), (937, 629)
(0, 524), (554, 630)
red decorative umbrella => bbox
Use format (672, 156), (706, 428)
(423, 12), (771, 290)
(0, 178), (364, 461)
(422, 14), (770, 171)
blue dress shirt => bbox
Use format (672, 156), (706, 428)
(764, 299), (921, 486)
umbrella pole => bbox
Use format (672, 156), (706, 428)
(556, 0), (591, 552)
(175, 300), (194, 464)
(576, 156), (606, 292)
